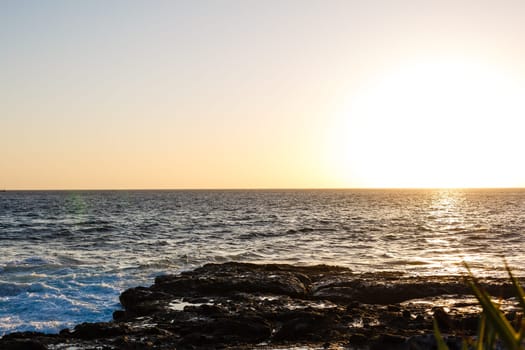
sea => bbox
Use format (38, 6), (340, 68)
(1, 189), (524, 335)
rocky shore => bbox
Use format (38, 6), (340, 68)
(1, 262), (522, 349)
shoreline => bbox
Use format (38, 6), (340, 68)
(1, 262), (521, 349)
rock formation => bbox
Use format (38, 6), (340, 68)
(1, 262), (520, 349)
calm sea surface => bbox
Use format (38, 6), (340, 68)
(1, 189), (524, 335)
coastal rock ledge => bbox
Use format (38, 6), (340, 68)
(1, 262), (520, 349)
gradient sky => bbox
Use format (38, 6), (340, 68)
(3, 1), (525, 189)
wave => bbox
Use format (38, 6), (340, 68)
(6, 256), (51, 267)
(0, 255), (89, 274)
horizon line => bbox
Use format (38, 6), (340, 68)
(2, 187), (525, 191)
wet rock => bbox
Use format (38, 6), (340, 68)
(387, 305), (401, 312)
(0, 262), (517, 349)
(273, 311), (335, 341)
(180, 316), (271, 346)
(58, 328), (71, 336)
(370, 334), (407, 350)
(153, 263), (310, 298)
(433, 306), (452, 330)
(0, 339), (47, 350)
(119, 287), (173, 316)
(348, 333), (368, 345)
(313, 280), (470, 304)
(187, 303), (228, 316)
(71, 322), (131, 340)
(1, 332), (50, 340)
(457, 314), (479, 332)
(112, 309), (127, 321)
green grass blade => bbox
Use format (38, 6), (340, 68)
(505, 262), (525, 312)
(486, 318), (496, 350)
(433, 318), (450, 350)
(468, 280), (521, 350)
(475, 314), (485, 350)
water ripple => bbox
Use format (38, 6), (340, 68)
(0, 189), (524, 335)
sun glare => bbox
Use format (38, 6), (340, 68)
(328, 58), (525, 188)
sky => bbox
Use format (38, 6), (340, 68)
(2, 0), (525, 189)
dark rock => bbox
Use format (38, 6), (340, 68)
(313, 280), (470, 304)
(405, 334), (438, 349)
(189, 304), (227, 316)
(112, 309), (127, 321)
(0, 262), (516, 349)
(371, 333), (407, 349)
(71, 322), (131, 340)
(204, 316), (270, 343)
(349, 333), (368, 344)
(0, 340), (47, 350)
(458, 314), (479, 331)
(1, 332), (51, 340)
(346, 301), (361, 311)
(387, 305), (401, 312)
(274, 313), (329, 341)
(119, 287), (173, 316)
(433, 306), (452, 330)
(153, 264), (309, 298)
(58, 328), (71, 336)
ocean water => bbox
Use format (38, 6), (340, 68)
(1, 189), (524, 335)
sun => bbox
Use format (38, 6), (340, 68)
(327, 57), (525, 188)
